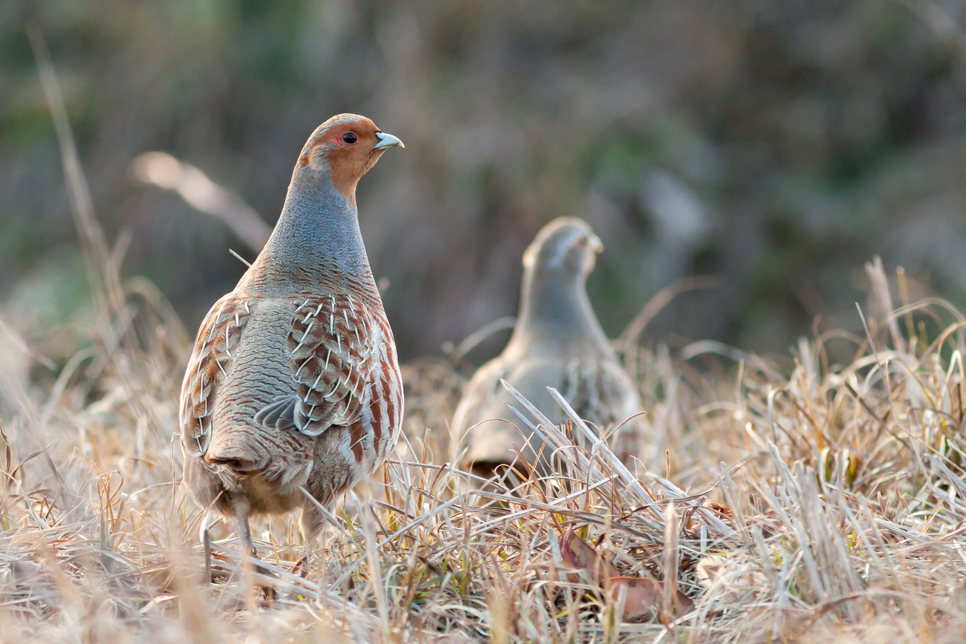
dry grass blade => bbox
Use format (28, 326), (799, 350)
(618, 275), (721, 350)
(131, 151), (272, 254)
(28, 28), (124, 328)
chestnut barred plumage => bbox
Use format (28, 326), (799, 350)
(179, 114), (404, 563)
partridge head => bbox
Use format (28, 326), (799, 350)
(179, 114), (405, 568)
(295, 116), (404, 202)
(453, 218), (643, 482)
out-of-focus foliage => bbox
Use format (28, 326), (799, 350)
(3, 0), (966, 363)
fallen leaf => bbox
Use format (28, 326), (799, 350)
(560, 527), (620, 578)
(608, 576), (663, 617)
(558, 527), (693, 619)
(703, 499), (733, 519)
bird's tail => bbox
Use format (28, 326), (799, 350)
(202, 428), (265, 475)
(201, 425), (311, 493)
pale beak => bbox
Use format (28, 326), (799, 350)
(588, 234), (603, 253)
(373, 131), (405, 150)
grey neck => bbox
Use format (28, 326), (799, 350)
(239, 170), (375, 295)
(511, 268), (611, 351)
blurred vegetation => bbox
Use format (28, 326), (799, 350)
(3, 0), (966, 366)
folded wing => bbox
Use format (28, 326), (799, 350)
(254, 293), (382, 436)
(180, 293), (252, 458)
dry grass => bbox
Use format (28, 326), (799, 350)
(6, 257), (966, 644)
(4, 44), (966, 644)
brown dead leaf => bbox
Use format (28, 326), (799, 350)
(703, 499), (733, 520)
(560, 527), (621, 579)
(610, 575), (694, 617)
(559, 527), (693, 619)
(608, 577), (663, 617)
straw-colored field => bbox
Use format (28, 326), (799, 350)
(4, 213), (966, 643)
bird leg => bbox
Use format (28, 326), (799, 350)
(297, 539), (312, 579)
(234, 503), (256, 558)
(233, 502), (277, 601)
(295, 504), (325, 578)
(200, 511), (214, 586)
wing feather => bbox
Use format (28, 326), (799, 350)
(179, 293), (251, 457)
(254, 293), (382, 437)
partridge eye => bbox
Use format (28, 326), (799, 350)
(342, 132), (358, 144)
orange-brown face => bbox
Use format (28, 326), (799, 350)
(298, 114), (404, 204)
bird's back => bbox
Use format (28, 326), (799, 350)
(455, 334), (643, 471)
(206, 295), (314, 482)
(180, 280), (403, 513)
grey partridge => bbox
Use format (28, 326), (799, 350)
(179, 114), (405, 564)
(453, 218), (643, 480)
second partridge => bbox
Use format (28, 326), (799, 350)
(453, 218), (643, 479)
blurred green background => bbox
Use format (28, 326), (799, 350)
(3, 0), (966, 366)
